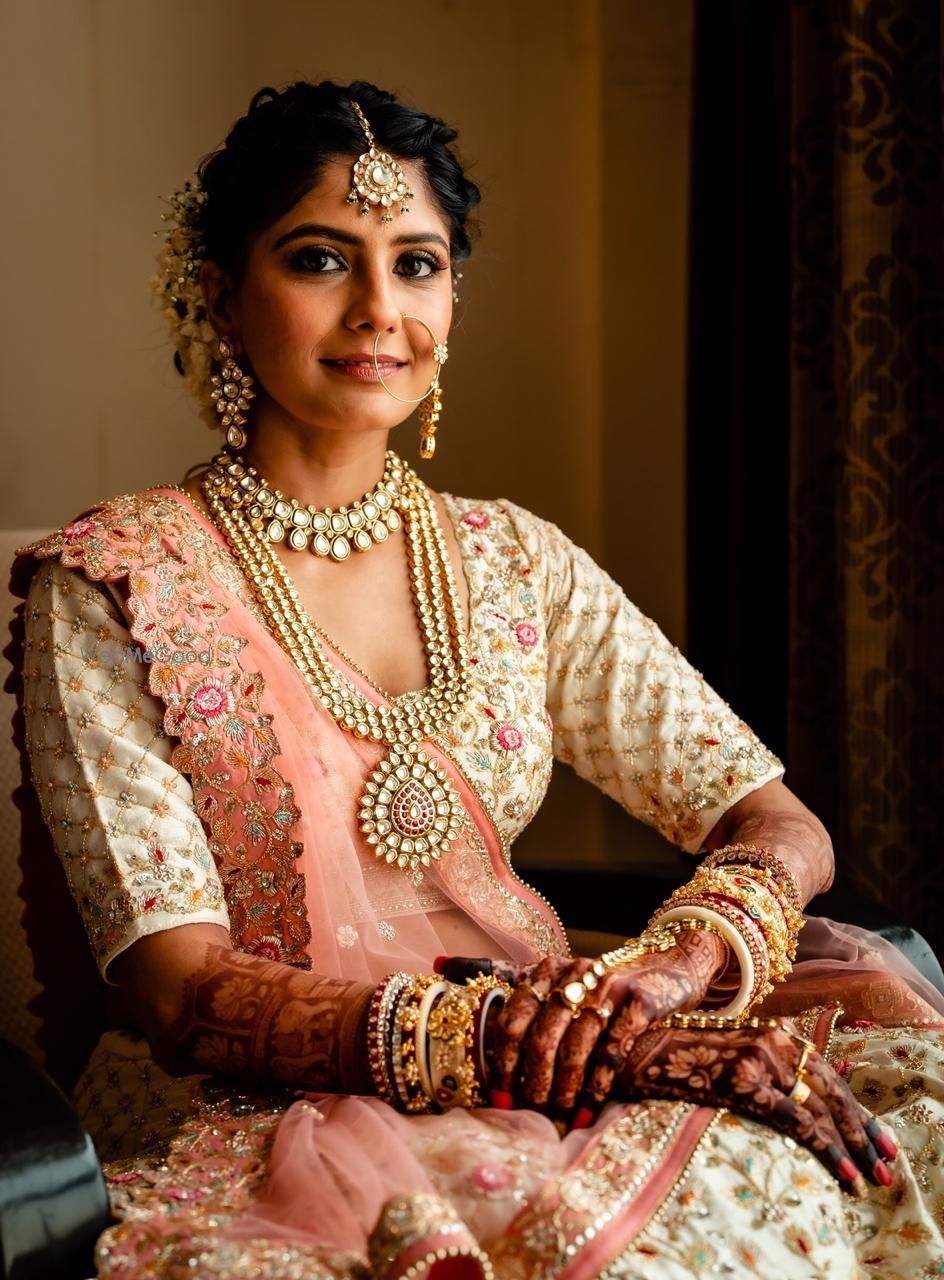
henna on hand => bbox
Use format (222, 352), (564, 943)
(569, 930), (727, 1126)
(159, 943), (375, 1095)
(621, 1023), (896, 1190)
(443, 934), (727, 1118)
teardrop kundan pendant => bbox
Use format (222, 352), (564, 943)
(358, 746), (463, 881)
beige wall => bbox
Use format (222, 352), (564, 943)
(0, 0), (694, 875)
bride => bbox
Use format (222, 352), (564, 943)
(12, 78), (944, 1278)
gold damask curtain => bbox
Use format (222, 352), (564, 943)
(787, 0), (944, 949)
(686, 0), (942, 950)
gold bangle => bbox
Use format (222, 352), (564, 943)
(701, 843), (803, 913)
(703, 863), (805, 954)
(663, 870), (795, 982)
(393, 974), (438, 1113)
(697, 869), (795, 973)
(426, 984), (478, 1109)
(555, 924), (687, 1018)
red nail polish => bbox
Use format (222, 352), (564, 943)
(572, 1106), (595, 1130)
(838, 1156), (859, 1183)
(433, 955), (449, 974)
(875, 1131), (899, 1161)
(490, 1089), (514, 1110)
(874, 1158), (894, 1186)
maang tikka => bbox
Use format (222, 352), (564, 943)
(347, 100), (414, 223)
(210, 337), (256, 450)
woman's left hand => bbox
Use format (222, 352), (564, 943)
(437, 929), (726, 1122)
(621, 1020), (899, 1192)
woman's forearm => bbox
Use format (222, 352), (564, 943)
(703, 778), (834, 906)
(149, 942), (375, 1094)
(167, 944), (376, 1093)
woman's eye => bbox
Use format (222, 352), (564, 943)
(290, 247), (346, 274)
(395, 252), (444, 280)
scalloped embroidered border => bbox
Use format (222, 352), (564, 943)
(19, 492), (312, 966)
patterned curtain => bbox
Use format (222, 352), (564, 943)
(787, 1), (944, 950)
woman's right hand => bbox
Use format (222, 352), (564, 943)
(438, 929), (726, 1121)
(622, 1020), (899, 1192)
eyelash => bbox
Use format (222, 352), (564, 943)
(288, 245), (448, 280)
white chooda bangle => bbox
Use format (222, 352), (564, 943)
(651, 905), (757, 1018)
(415, 979), (451, 1103)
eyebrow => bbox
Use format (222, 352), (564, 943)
(272, 221), (449, 254)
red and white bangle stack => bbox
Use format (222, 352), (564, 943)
(649, 843), (804, 1018)
(367, 971), (512, 1113)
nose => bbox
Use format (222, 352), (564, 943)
(343, 260), (403, 337)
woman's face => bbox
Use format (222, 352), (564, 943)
(205, 156), (454, 436)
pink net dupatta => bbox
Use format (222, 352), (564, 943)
(145, 490), (569, 988)
(764, 913), (944, 1026)
(245, 630), (568, 986)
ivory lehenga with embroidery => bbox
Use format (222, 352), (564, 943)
(11, 488), (944, 1278)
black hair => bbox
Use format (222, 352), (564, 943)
(197, 79), (480, 279)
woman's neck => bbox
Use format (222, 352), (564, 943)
(241, 416), (394, 511)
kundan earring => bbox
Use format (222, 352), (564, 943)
(372, 316), (448, 461)
(210, 337), (255, 451)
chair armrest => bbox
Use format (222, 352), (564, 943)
(875, 926), (944, 999)
(0, 1037), (109, 1280)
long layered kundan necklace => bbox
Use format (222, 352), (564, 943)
(201, 449), (469, 882)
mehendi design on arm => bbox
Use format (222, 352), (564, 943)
(719, 807), (834, 903)
(162, 944), (375, 1095)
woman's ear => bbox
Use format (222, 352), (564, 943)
(200, 260), (242, 348)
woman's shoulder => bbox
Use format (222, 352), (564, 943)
(441, 492), (565, 548)
(442, 492), (598, 577)
(12, 486), (199, 594)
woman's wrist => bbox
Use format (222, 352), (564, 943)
(649, 905), (763, 1016)
(673, 926), (728, 986)
(649, 845), (804, 1016)
(368, 971), (512, 1113)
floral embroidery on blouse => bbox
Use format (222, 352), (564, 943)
(19, 492), (312, 971)
(442, 495), (784, 854)
(21, 563), (229, 977)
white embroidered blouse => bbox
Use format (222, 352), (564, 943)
(21, 494), (784, 977)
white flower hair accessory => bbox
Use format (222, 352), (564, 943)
(151, 177), (221, 430)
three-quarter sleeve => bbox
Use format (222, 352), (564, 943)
(506, 505), (785, 854)
(21, 559), (229, 979)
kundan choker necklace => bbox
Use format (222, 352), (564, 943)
(201, 453), (470, 882)
(204, 450), (406, 561)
